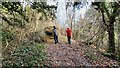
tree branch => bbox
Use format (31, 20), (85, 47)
(0, 11), (12, 25)
(102, 3), (110, 19)
(86, 28), (101, 42)
(100, 8), (109, 31)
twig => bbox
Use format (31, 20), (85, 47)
(86, 27), (101, 42)
(0, 11), (12, 25)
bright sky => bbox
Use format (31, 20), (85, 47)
(56, 0), (67, 26)
(54, 0), (94, 26)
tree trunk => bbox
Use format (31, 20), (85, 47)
(101, 9), (116, 53)
(118, 22), (120, 60)
(108, 17), (115, 53)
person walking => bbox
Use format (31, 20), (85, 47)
(66, 27), (72, 44)
(53, 26), (59, 44)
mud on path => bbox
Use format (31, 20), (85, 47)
(45, 44), (91, 66)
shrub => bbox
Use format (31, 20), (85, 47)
(2, 42), (47, 67)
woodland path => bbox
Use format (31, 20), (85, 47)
(45, 43), (91, 66)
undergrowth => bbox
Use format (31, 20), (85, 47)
(2, 42), (47, 68)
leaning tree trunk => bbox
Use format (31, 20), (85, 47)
(108, 17), (115, 53)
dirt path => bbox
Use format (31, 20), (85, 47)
(45, 44), (91, 66)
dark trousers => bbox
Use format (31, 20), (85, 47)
(67, 36), (71, 44)
(54, 35), (58, 44)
